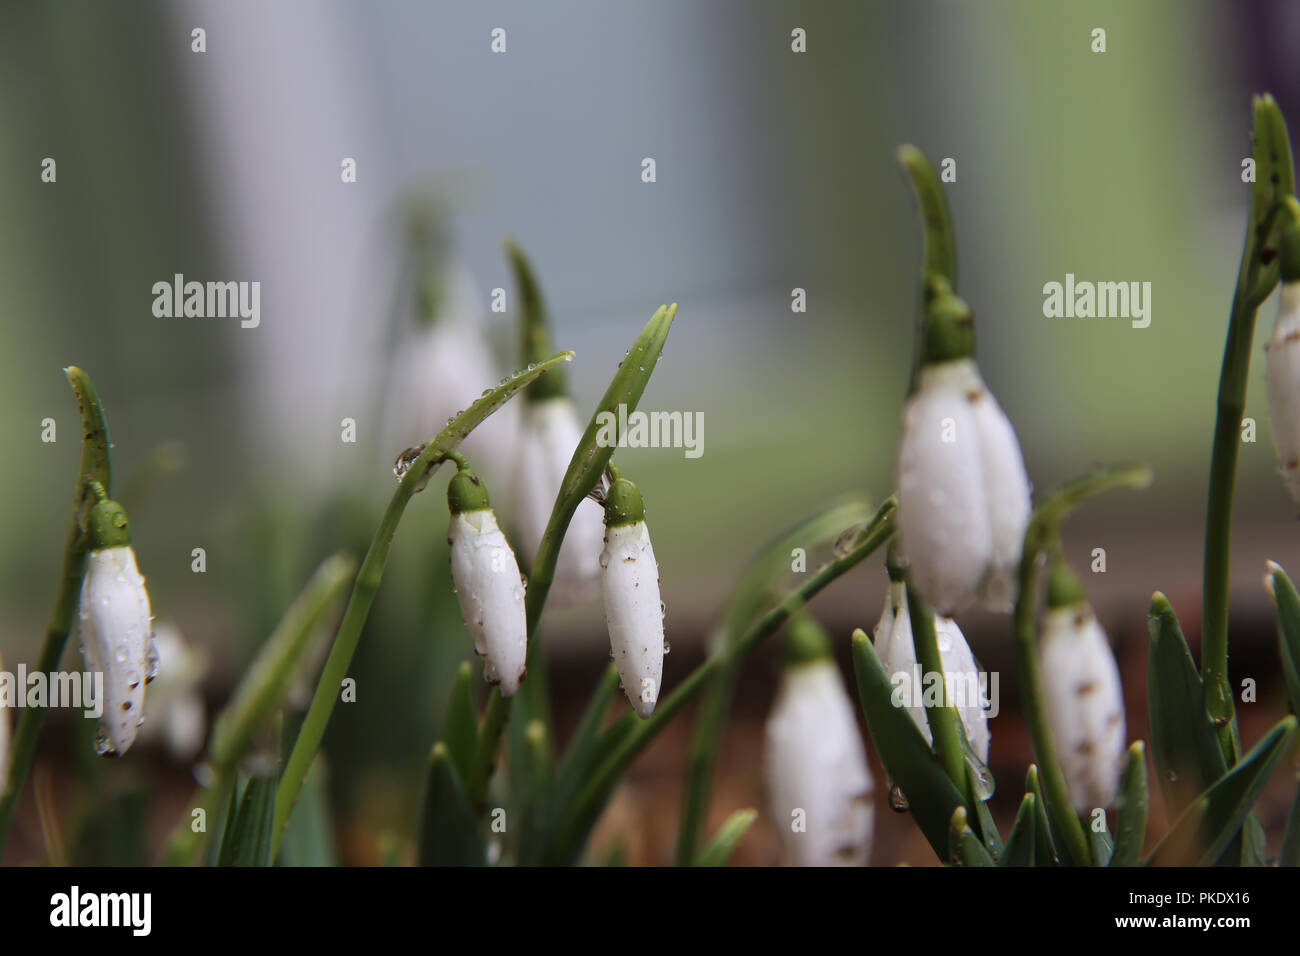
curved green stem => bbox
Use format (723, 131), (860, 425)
(0, 367), (111, 856)
(269, 352), (572, 855)
(1203, 96), (1297, 764)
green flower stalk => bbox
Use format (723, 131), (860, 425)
(763, 612), (874, 866)
(445, 453), (528, 696)
(599, 467), (665, 718)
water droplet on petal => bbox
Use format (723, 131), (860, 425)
(662, 640), (671, 655)
(94, 731), (118, 757)
(145, 640), (160, 682)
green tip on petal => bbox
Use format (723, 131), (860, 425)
(447, 465), (491, 514)
(1045, 562), (1086, 610)
(85, 498), (131, 550)
(919, 281), (975, 366)
(783, 611), (832, 665)
(603, 476), (645, 527)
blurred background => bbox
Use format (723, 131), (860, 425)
(2, 0), (1300, 865)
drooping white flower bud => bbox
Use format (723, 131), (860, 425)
(764, 615), (874, 866)
(1266, 276), (1300, 508)
(1037, 566), (1125, 814)
(516, 396), (605, 606)
(895, 289), (1031, 613)
(76, 494), (155, 757)
(872, 575), (990, 763)
(599, 473), (664, 718)
(446, 462), (528, 696)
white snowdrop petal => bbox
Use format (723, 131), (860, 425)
(1266, 283), (1300, 507)
(448, 510), (528, 696)
(78, 547), (153, 756)
(763, 660), (874, 866)
(967, 386), (1031, 611)
(1039, 605), (1126, 813)
(599, 521), (664, 718)
(515, 397), (602, 605)
(877, 583), (989, 762)
(896, 361), (993, 613)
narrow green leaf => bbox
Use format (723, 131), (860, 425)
(1281, 784), (1300, 866)
(217, 775), (276, 867)
(550, 665), (622, 813)
(850, 630), (967, 859)
(948, 806), (995, 867)
(418, 742), (486, 866)
(1090, 819), (1114, 867)
(209, 553), (355, 773)
(1249, 94), (1296, 269)
(695, 809), (758, 867)
(1147, 716), (1297, 866)
(1267, 563), (1300, 716)
(967, 760), (1004, 859)
(999, 794), (1037, 867)
(442, 661), (478, 783)
(275, 757), (337, 867)
(1147, 592), (1227, 817)
(1024, 766), (1061, 867)
(65, 365), (113, 496)
(1109, 742), (1149, 867)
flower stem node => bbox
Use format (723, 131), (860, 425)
(446, 462), (528, 696)
(1037, 601), (1126, 814)
(919, 282), (976, 366)
(895, 356), (1031, 613)
(599, 473), (664, 719)
(763, 651), (874, 866)
(77, 497), (154, 757)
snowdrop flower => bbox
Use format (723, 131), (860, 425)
(76, 489), (155, 757)
(895, 286), (1031, 613)
(599, 470), (664, 718)
(1037, 565), (1125, 814)
(872, 569), (990, 764)
(446, 457), (528, 696)
(764, 613), (874, 866)
(1265, 241), (1300, 508)
(138, 622), (208, 760)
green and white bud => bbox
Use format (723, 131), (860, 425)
(515, 396), (605, 606)
(446, 462), (528, 696)
(76, 494), (155, 758)
(872, 574), (990, 763)
(895, 288), (1031, 614)
(1264, 226), (1300, 508)
(763, 614), (874, 866)
(599, 474), (664, 718)
(1037, 566), (1125, 814)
